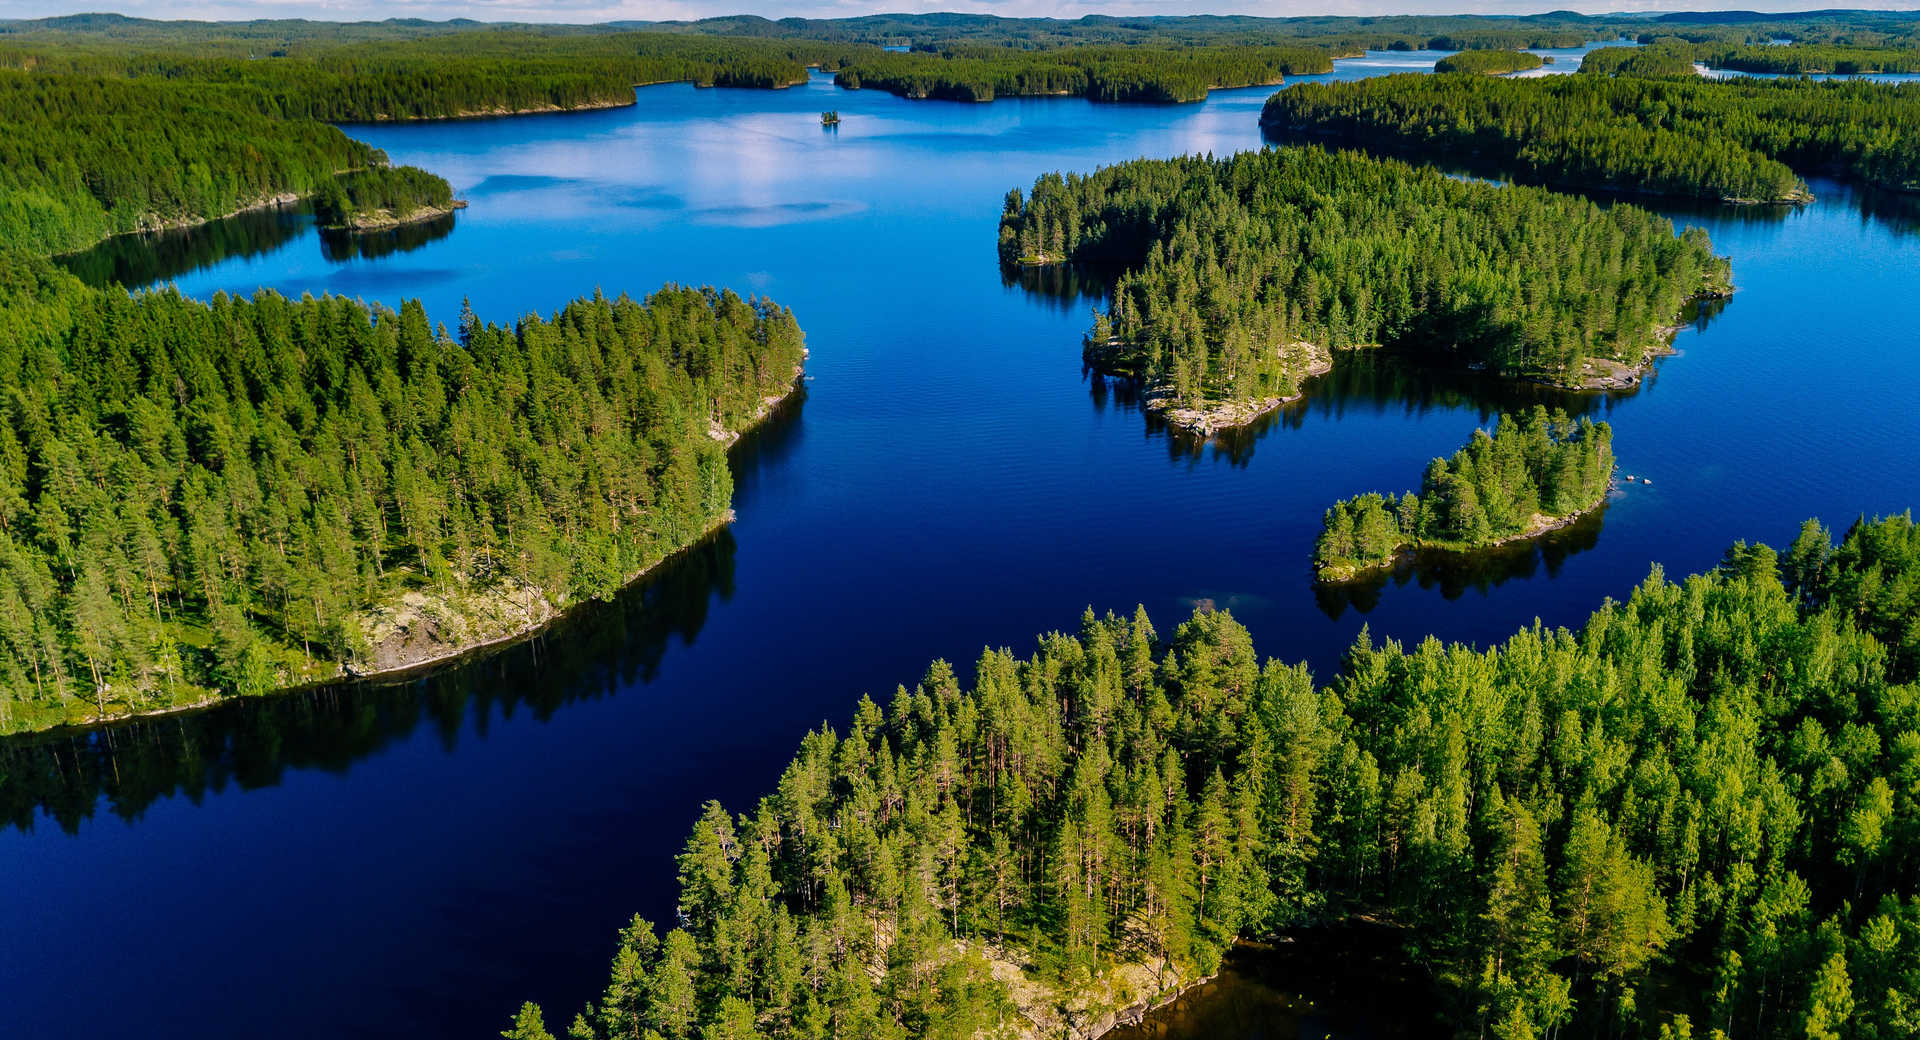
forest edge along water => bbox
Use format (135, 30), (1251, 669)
(7, 24), (1920, 1040)
(22, 356), (807, 736)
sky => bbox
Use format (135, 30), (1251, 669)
(2, 0), (1918, 25)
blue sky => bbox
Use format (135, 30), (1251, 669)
(3, 1), (1918, 25)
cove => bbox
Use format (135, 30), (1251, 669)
(10, 44), (1920, 1039)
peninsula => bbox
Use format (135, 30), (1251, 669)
(0, 255), (806, 735)
(314, 164), (467, 232)
(506, 514), (1920, 1040)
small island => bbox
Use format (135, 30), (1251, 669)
(1000, 148), (1730, 435)
(1433, 49), (1544, 75)
(314, 163), (466, 232)
(1314, 407), (1613, 582)
(820, 109), (841, 126)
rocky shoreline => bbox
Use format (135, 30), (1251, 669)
(112, 190), (304, 240)
(1143, 342), (1333, 436)
(1527, 287), (1733, 391)
(710, 349), (809, 446)
(42, 369), (807, 734)
(311, 368), (807, 685)
(962, 936), (1216, 1040)
(1080, 972), (1216, 1039)
(324, 198), (470, 233)
(324, 198), (469, 233)
(1316, 482), (1613, 585)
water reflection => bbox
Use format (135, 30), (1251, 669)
(0, 527), (737, 836)
(56, 202), (460, 288)
(16, 52), (1920, 1040)
(1000, 258), (1113, 313)
(1259, 124), (1920, 243)
(1059, 253), (1730, 474)
(1082, 347), (1624, 469)
(1108, 923), (1442, 1040)
(318, 210), (459, 262)
(1701, 65), (1920, 84)
(1313, 504), (1609, 620)
(725, 382), (809, 510)
(1850, 181), (1920, 236)
(57, 202), (315, 288)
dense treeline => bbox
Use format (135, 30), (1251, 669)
(1264, 72), (1920, 202)
(9, 11), (1915, 62)
(654, 12), (1651, 52)
(313, 164), (455, 230)
(1582, 40), (1920, 79)
(1314, 408), (1613, 581)
(1576, 42), (1702, 80)
(999, 148), (1726, 411)
(833, 44), (1331, 103)
(1701, 43), (1920, 76)
(1632, 11), (1920, 47)
(1433, 50), (1545, 76)
(510, 605), (1277, 1040)
(0, 72), (378, 256)
(0, 32), (848, 120)
(513, 513), (1920, 1039)
(0, 255), (804, 734)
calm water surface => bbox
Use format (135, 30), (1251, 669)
(12, 46), (1920, 1039)
(1107, 925), (1440, 1040)
(1701, 64), (1920, 83)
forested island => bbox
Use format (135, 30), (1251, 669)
(1433, 49), (1545, 76)
(0, 255), (805, 734)
(1700, 43), (1920, 76)
(313, 163), (464, 232)
(509, 513), (1920, 1040)
(1262, 70), (1920, 203)
(999, 148), (1728, 433)
(1314, 408), (1614, 582)
(1576, 42), (1702, 79)
(832, 44), (1334, 103)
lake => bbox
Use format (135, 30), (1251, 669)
(10, 44), (1920, 1039)
(1699, 64), (1920, 83)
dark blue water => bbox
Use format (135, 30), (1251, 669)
(10, 48), (1920, 1039)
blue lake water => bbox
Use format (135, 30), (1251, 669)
(9, 45), (1920, 1039)
(1701, 64), (1920, 83)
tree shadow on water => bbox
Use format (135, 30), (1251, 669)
(1314, 503), (1609, 620)
(0, 526), (739, 836)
